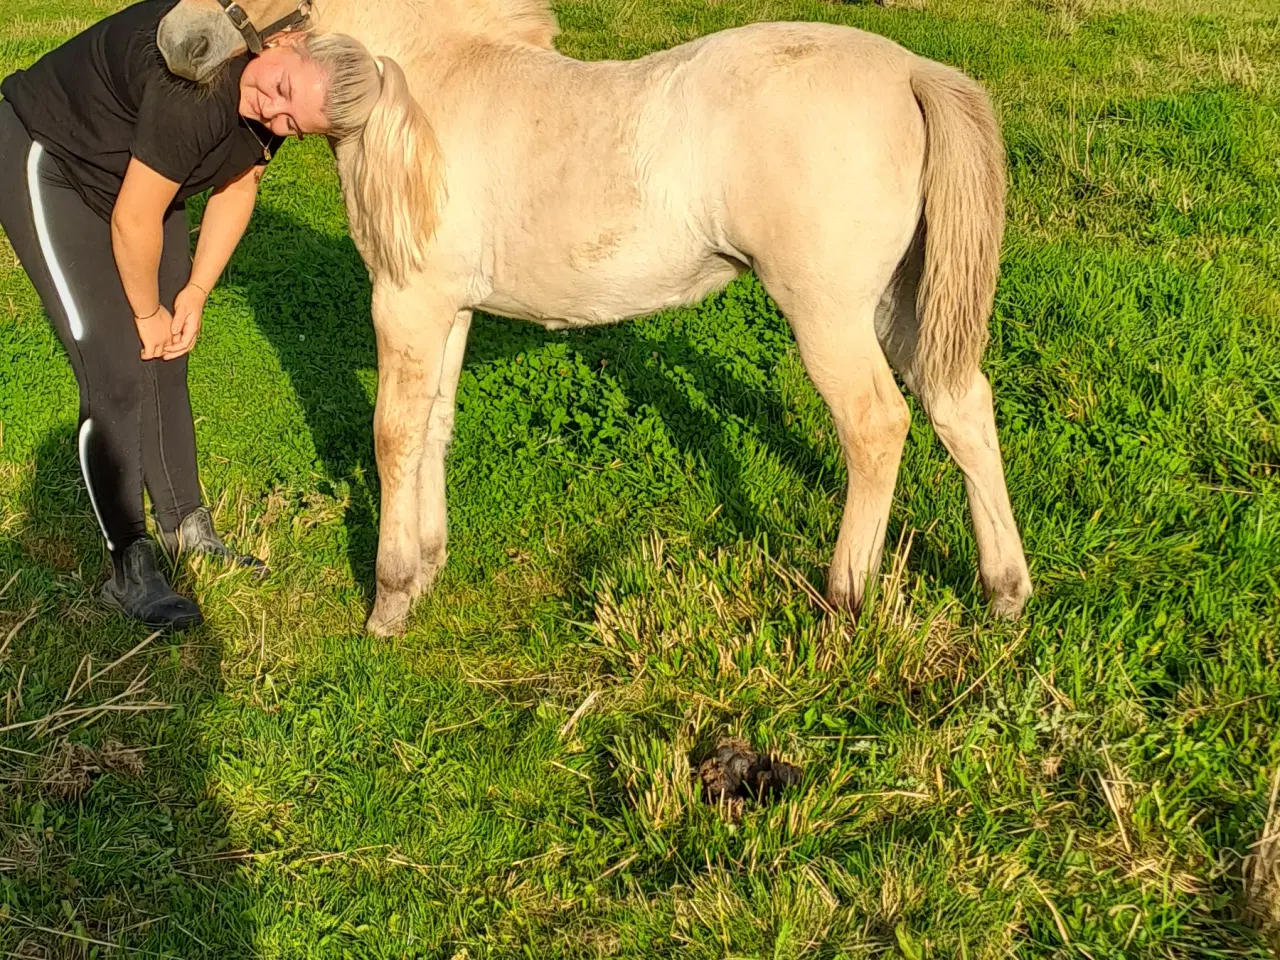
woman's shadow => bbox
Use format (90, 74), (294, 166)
(0, 427), (257, 956)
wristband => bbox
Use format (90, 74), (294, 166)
(187, 281), (210, 298)
(134, 305), (162, 322)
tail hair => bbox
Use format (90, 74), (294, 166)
(909, 59), (1006, 396)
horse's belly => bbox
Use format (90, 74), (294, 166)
(478, 247), (740, 328)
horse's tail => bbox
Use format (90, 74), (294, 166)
(908, 58), (1006, 396)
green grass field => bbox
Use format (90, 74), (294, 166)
(3, 0), (1279, 955)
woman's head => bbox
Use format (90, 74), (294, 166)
(238, 32), (382, 140)
(240, 31), (443, 286)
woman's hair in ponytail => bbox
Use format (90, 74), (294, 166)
(299, 32), (444, 285)
(295, 32), (383, 143)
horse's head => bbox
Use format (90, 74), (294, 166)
(158, 0), (312, 83)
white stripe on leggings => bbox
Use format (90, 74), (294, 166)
(26, 143), (113, 550)
(25, 141), (84, 341)
(78, 420), (115, 552)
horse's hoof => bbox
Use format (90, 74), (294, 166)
(823, 566), (865, 616)
(413, 547), (447, 597)
(985, 568), (1032, 620)
(366, 591), (412, 636)
(366, 610), (407, 637)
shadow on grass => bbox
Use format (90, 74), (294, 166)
(0, 427), (256, 957)
(229, 204), (933, 604)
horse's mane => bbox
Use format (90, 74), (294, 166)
(492, 0), (558, 48)
(318, 0), (558, 53)
(403, 0), (558, 49)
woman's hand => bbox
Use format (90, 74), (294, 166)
(164, 283), (207, 359)
(136, 306), (175, 360)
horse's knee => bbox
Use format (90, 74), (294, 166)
(879, 388), (912, 443)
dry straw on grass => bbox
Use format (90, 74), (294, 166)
(1243, 767), (1280, 945)
(0, 631), (169, 741)
(39, 739), (145, 799)
(1098, 746), (1134, 855)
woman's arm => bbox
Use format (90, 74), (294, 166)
(190, 164), (263, 293)
(112, 158), (180, 359)
(163, 164), (263, 359)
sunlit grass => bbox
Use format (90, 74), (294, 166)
(2, 0), (1278, 955)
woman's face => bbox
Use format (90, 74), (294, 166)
(238, 42), (329, 137)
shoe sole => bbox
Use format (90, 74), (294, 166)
(163, 548), (270, 581)
(100, 588), (205, 634)
(150, 609), (204, 633)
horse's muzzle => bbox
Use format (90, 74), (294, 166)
(157, 7), (244, 83)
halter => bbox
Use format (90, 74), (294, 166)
(215, 0), (312, 54)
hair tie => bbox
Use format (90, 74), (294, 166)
(375, 57), (386, 78)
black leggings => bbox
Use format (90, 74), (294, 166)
(0, 100), (202, 569)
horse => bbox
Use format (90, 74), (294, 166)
(156, 0), (1033, 636)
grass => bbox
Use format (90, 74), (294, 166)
(1, 0), (1279, 955)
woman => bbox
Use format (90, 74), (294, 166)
(0, 1), (386, 631)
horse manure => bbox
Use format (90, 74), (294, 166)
(694, 737), (802, 818)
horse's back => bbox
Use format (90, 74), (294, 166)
(448, 20), (930, 321)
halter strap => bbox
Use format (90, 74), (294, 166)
(215, 0), (312, 55)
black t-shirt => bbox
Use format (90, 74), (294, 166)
(0, 0), (284, 221)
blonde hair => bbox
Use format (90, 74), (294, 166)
(296, 32), (384, 143)
(296, 32), (443, 286)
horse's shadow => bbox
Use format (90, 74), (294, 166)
(233, 203), (971, 603)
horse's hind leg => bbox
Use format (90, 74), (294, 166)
(771, 278), (911, 613)
(926, 372), (1031, 617)
(876, 233), (1032, 617)
(414, 309), (472, 598)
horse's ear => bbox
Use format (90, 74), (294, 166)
(339, 56), (443, 286)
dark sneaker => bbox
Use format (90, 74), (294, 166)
(102, 539), (204, 632)
(159, 506), (268, 578)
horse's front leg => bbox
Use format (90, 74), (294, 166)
(367, 281), (456, 636)
(415, 309), (472, 597)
